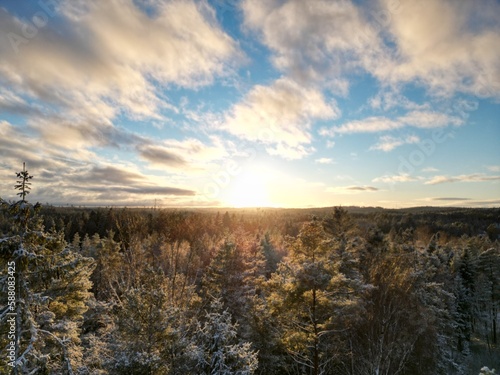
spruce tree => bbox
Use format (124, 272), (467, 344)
(0, 164), (95, 374)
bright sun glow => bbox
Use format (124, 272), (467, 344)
(224, 170), (273, 208)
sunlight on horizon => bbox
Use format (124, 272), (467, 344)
(223, 169), (274, 208)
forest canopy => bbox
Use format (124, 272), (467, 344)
(1, 168), (499, 374)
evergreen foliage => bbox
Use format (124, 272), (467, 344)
(0, 165), (95, 374)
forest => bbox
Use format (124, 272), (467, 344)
(1, 170), (499, 375)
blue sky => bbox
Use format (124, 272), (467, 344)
(0, 0), (499, 208)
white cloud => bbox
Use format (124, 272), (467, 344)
(0, 120), (96, 170)
(322, 110), (463, 136)
(241, 0), (385, 91)
(369, 90), (430, 111)
(138, 137), (229, 171)
(374, 0), (500, 98)
(370, 135), (420, 152)
(315, 158), (335, 164)
(266, 143), (316, 160)
(243, 0), (500, 99)
(62, 0), (239, 88)
(221, 77), (339, 159)
(320, 117), (401, 136)
(422, 167), (439, 173)
(373, 174), (417, 183)
(398, 110), (464, 128)
(425, 174), (500, 185)
(0, 0), (240, 128)
(0, 124), (198, 205)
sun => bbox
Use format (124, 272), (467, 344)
(224, 170), (272, 208)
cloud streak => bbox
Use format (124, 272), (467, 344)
(432, 197), (471, 201)
(321, 110), (463, 137)
(370, 135), (420, 152)
(326, 185), (379, 194)
(425, 174), (500, 185)
(373, 174), (417, 183)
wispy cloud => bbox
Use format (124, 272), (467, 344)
(370, 135), (420, 152)
(320, 117), (400, 136)
(425, 174), (500, 185)
(326, 185), (379, 194)
(432, 197), (471, 201)
(422, 167), (439, 173)
(369, 90), (430, 111)
(419, 197), (500, 208)
(137, 145), (188, 168)
(321, 110), (463, 136)
(398, 111), (464, 128)
(373, 174), (417, 183)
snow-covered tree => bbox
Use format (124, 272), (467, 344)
(480, 367), (497, 375)
(202, 238), (248, 323)
(190, 298), (258, 375)
(476, 247), (500, 346)
(0, 164), (95, 374)
(110, 266), (200, 375)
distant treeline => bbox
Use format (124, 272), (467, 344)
(1, 188), (499, 374)
(3, 204), (496, 245)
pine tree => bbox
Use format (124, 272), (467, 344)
(265, 219), (368, 375)
(0, 164), (95, 374)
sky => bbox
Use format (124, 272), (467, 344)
(0, 0), (499, 208)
